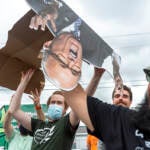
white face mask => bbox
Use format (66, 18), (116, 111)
(47, 104), (63, 120)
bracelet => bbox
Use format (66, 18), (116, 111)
(35, 105), (41, 110)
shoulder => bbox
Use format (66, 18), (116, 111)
(87, 96), (103, 107)
(31, 118), (44, 125)
(31, 118), (46, 133)
(60, 114), (70, 123)
(64, 113), (79, 132)
(87, 96), (132, 115)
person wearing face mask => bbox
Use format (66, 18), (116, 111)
(46, 91), (65, 120)
(8, 69), (80, 150)
(30, 90), (80, 150)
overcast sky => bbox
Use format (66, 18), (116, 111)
(0, 0), (150, 108)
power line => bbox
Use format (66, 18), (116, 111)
(114, 44), (150, 50)
(80, 79), (147, 84)
(0, 83), (147, 92)
(103, 32), (150, 39)
(0, 79), (147, 91)
(96, 84), (147, 89)
(44, 81), (148, 90)
(42, 83), (148, 91)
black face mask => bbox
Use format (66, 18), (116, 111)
(19, 125), (32, 136)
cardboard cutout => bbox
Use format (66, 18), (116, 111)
(26, 0), (113, 67)
(26, 0), (116, 90)
(0, 10), (54, 93)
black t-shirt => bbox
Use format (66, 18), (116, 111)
(31, 114), (77, 150)
(87, 96), (150, 150)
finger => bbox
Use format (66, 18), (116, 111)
(50, 19), (57, 32)
(20, 71), (26, 81)
(41, 18), (47, 31)
(28, 69), (35, 79)
(30, 90), (34, 96)
(31, 89), (37, 98)
(41, 23), (46, 31)
(34, 15), (41, 30)
(28, 95), (34, 101)
(29, 16), (35, 29)
(35, 88), (39, 96)
(43, 40), (52, 49)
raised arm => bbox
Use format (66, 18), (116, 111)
(29, 88), (46, 121)
(8, 69), (34, 131)
(69, 110), (80, 128)
(3, 109), (13, 139)
(67, 67), (105, 129)
(63, 84), (94, 131)
(86, 67), (105, 96)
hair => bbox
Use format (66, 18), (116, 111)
(47, 91), (68, 109)
(112, 85), (133, 101)
(131, 92), (150, 138)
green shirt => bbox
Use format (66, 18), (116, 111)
(31, 114), (77, 150)
(7, 129), (32, 150)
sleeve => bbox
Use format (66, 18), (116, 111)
(65, 114), (79, 136)
(87, 96), (127, 140)
(31, 118), (43, 134)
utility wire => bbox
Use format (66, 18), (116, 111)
(0, 83), (147, 92)
(103, 32), (150, 39)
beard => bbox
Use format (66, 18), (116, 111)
(117, 102), (128, 107)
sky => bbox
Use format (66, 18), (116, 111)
(0, 0), (150, 108)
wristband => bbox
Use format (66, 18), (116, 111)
(35, 105), (41, 110)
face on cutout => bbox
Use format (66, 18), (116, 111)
(113, 89), (132, 108)
(42, 33), (82, 90)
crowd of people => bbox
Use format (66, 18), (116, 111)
(3, 32), (150, 149)
(2, 1), (150, 150)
